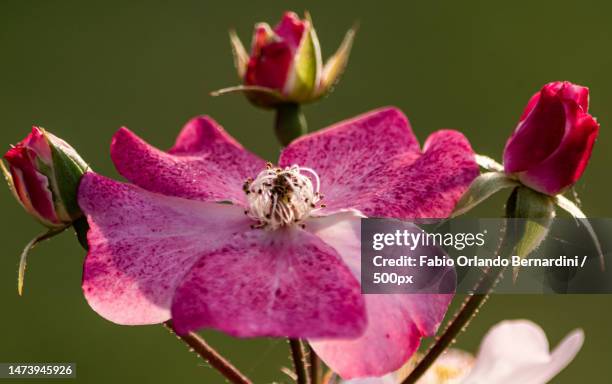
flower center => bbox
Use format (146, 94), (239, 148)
(243, 163), (324, 230)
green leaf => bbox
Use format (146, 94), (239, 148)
(315, 22), (357, 98)
(229, 29), (249, 79)
(452, 172), (518, 217)
(505, 187), (555, 281)
(556, 194), (604, 271)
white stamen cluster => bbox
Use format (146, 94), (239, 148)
(243, 163), (324, 230)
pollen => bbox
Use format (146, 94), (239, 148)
(243, 163), (323, 230)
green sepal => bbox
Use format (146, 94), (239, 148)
(73, 216), (90, 250)
(315, 22), (357, 98)
(284, 12), (321, 102)
(1, 160), (19, 202)
(556, 194), (604, 271)
(505, 186), (555, 281)
(17, 227), (66, 296)
(475, 154), (504, 172)
(229, 29), (249, 79)
(210, 85), (286, 109)
(48, 135), (89, 221)
(452, 171), (518, 218)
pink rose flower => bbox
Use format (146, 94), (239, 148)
(77, 107), (478, 378)
(503, 81), (599, 195)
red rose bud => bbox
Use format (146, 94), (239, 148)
(222, 11), (356, 107)
(503, 81), (599, 195)
(2, 127), (89, 228)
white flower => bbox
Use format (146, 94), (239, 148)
(335, 320), (584, 384)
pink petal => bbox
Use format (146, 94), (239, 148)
(171, 226), (366, 338)
(274, 11), (306, 52)
(5, 147), (58, 224)
(311, 295), (423, 379)
(111, 116), (266, 205)
(245, 40), (294, 90)
(519, 109), (599, 195)
(78, 172), (252, 325)
(504, 87), (567, 173)
(306, 212), (453, 379)
(279, 108), (419, 211)
(280, 108), (478, 218)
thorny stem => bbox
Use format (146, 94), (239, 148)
(403, 192), (521, 384)
(309, 345), (322, 384)
(164, 321), (252, 384)
(290, 339), (309, 384)
(400, 265), (507, 384)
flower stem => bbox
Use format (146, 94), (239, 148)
(164, 321), (252, 384)
(403, 188), (527, 384)
(400, 265), (506, 384)
(308, 345), (321, 384)
(289, 339), (309, 384)
(274, 103), (307, 147)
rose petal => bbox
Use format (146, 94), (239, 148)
(306, 212), (453, 379)
(504, 88), (567, 173)
(274, 11), (306, 51)
(171, 226), (366, 338)
(279, 108), (418, 210)
(462, 320), (584, 384)
(78, 172), (251, 325)
(245, 40), (294, 90)
(280, 108), (477, 218)
(519, 109), (599, 195)
(111, 116), (266, 205)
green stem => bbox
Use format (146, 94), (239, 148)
(402, 189), (522, 383)
(164, 321), (252, 384)
(308, 345), (321, 384)
(274, 103), (307, 147)
(401, 266), (506, 383)
(289, 339), (309, 384)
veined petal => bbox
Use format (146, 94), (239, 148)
(306, 212), (454, 379)
(78, 172), (251, 325)
(280, 107), (419, 212)
(280, 108), (478, 219)
(111, 116), (266, 205)
(170, 226), (366, 338)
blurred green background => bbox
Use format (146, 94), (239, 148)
(1, 1), (611, 382)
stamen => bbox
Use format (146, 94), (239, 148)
(243, 164), (323, 230)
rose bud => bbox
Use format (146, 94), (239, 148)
(2, 127), (89, 228)
(217, 11), (356, 107)
(503, 81), (599, 195)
